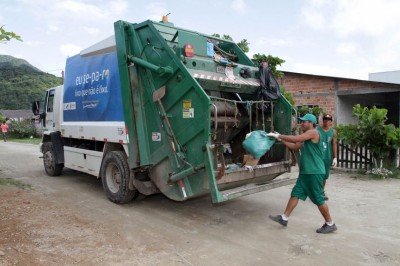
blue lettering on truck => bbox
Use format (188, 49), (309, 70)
(63, 52), (124, 122)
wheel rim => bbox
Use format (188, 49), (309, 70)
(44, 151), (54, 172)
(105, 162), (121, 193)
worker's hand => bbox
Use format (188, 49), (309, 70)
(332, 158), (337, 167)
(267, 132), (280, 140)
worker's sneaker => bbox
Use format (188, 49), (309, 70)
(316, 223), (337, 234)
(269, 215), (288, 227)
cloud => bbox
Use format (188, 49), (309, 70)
(82, 26), (100, 35)
(332, 0), (400, 37)
(300, 0), (328, 30)
(23, 40), (46, 47)
(55, 1), (105, 19)
(370, 32), (400, 70)
(290, 63), (341, 76)
(301, 0), (400, 37)
(336, 42), (357, 55)
(255, 37), (290, 47)
(231, 0), (247, 14)
(287, 62), (369, 79)
(297, 0), (400, 79)
(60, 44), (82, 57)
(108, 0), (129, 16)
(145, 2), (169, 21)
(48, 25), (60, 32)
(17, 0), (128, 24)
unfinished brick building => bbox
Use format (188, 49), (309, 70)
(279, 71), (400, 126)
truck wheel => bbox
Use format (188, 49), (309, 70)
(101, 151), (138, 204)
(42, 142), (63, 176)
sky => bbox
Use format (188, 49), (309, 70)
(1, 0), (400, 80)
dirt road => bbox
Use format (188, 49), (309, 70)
(0, 141), (399, 266)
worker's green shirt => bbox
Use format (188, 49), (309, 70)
(299, 130), (325, 174)
(317, 127), (334, 160)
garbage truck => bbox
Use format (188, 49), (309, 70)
(33, 17), (296, 204)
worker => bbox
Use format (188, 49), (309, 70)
(267, 114), (337, 234)
(317, 114), (337, 200)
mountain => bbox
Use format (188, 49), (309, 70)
(0, 55), (62, 109)
(0, 55), (41, 71)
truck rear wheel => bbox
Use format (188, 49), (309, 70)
(42, 142), (63, 176)
(101, 151), (138, 204)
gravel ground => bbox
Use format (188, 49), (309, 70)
(0, 141), (399, 266)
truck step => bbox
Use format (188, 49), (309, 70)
(219, 177), (297, 202)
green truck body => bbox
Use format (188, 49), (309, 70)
(113, 19), (294, 203)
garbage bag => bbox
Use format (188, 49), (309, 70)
(258, 65), (281, 100)
(242, 130), (276, 159)
(207, 42), (214, 58)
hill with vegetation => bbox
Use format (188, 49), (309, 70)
(0, 55), (62, 109)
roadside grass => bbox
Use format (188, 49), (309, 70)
(334, 164), (400, 180)
(350, 169), (400, 180)
(6, 137), (41, 145)
(0, 178), (31, 189)
(350, 174), (385, 180)
(388, 168), (400, 179)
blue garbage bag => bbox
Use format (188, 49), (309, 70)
(242, 130), (276, 159)
(207, 42), (214, 58)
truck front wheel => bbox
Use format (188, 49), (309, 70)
(101, 151), (138, 204)
(42, 142), (63, 176)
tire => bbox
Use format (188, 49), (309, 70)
(101, 151), (138, 204)
(42, 142), (63, 176)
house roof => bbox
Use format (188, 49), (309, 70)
(282, 70), (400, 85)
(0, 109), (33, 120)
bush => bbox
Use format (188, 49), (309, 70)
(8, 120), (39, 139)
(337, 104), (400, 170)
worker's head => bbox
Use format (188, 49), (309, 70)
(298, 113), (317, 131)
(322, 114), (333, 127)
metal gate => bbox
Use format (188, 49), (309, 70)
(337, 140), (373, 169)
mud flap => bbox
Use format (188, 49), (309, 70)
(50, 131), (64, 164)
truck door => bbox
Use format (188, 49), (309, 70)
(43, 89), (56, 129)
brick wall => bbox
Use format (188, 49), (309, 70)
(279, 71), (400, 119)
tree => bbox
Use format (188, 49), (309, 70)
(337, 104), (400, 173)
(252, 54), (285, 78)
(211, 33), (285, 78)
(0, 26), (22, 43)
(212, 33), (249, 54)
(211, 33), (288, 97)
(279, 86), (295, 106)
(236, 39), (250, 53)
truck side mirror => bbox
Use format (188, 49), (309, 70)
(32, 101), (40, 115)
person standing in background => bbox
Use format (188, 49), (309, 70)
(1, 121), (9, 142)
(317, 114), (337, 200)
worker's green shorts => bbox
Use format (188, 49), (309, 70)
(291, 174), (325, 206)
(324, 159), (331, 180)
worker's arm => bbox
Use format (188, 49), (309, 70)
(281, 140), (302, 151)
(332, 129), (337, 158)
(279, 129), (319, 143)
(267, 129), (318, 150)
(332, 129), (338, 166)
